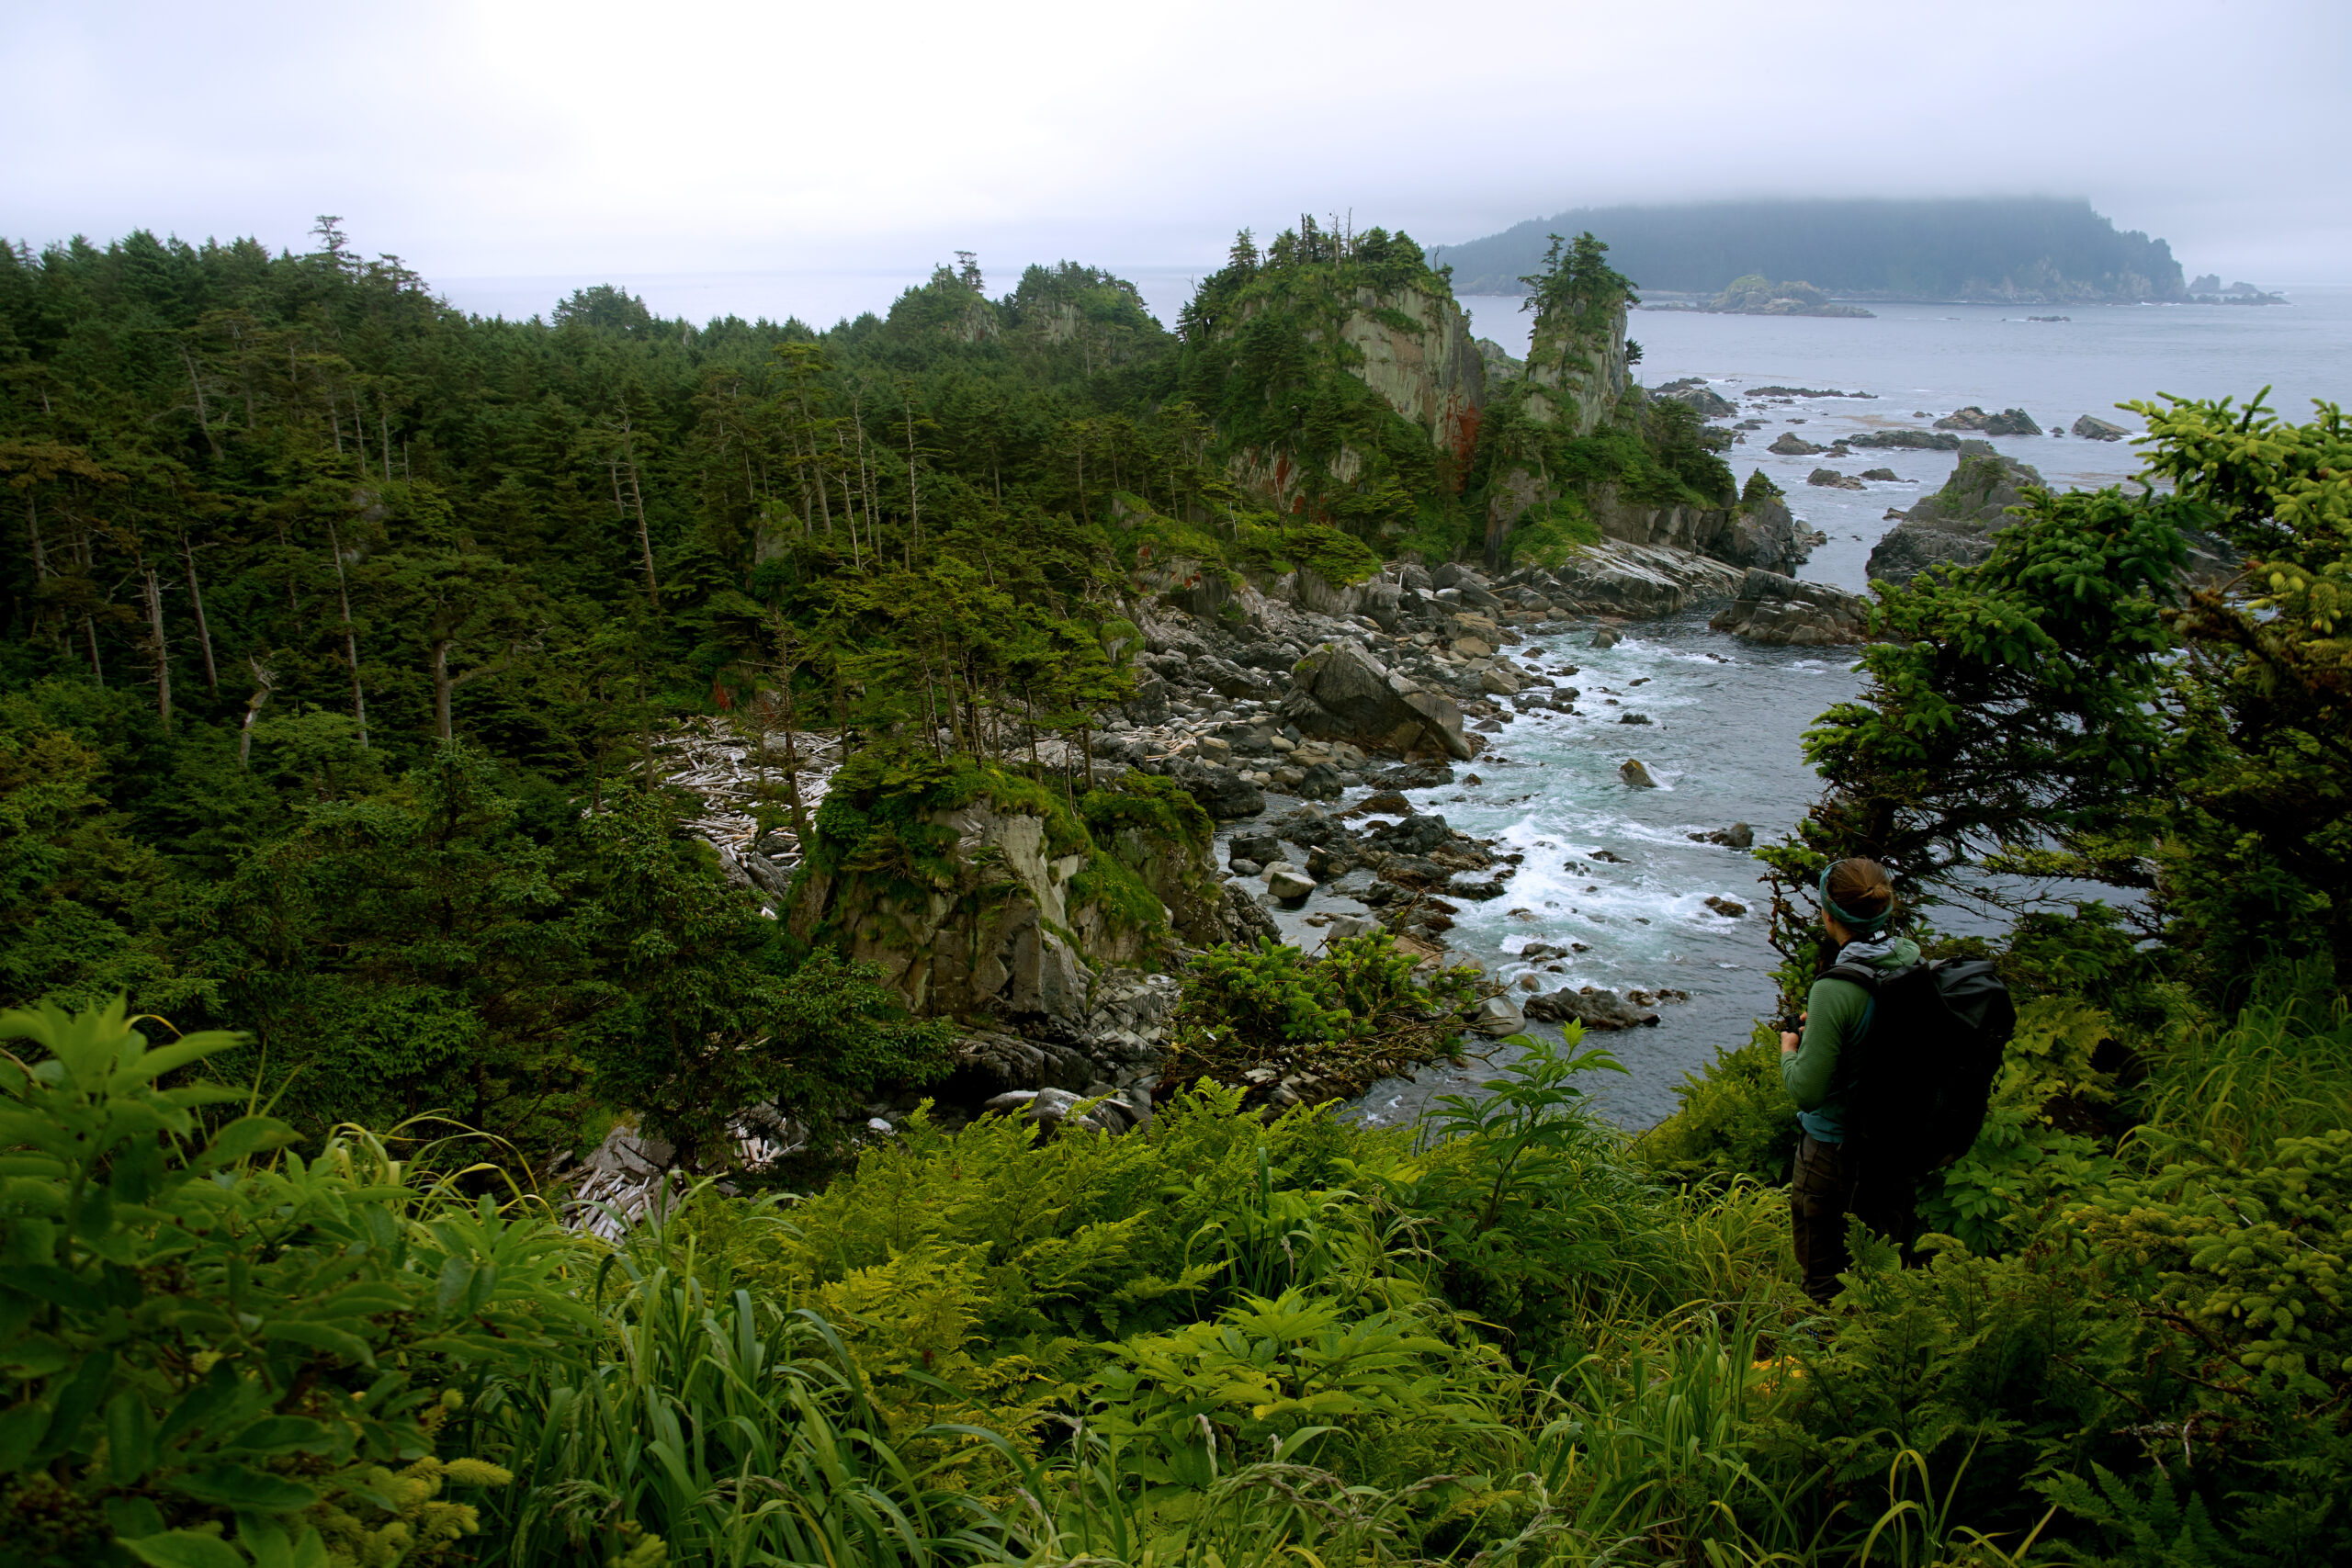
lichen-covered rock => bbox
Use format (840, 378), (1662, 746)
(1709, 569), (1872, 646)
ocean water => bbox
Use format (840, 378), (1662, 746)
(1329, 290), (2352, 1130)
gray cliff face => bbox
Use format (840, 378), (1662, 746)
(1338, 286), (1487, 461)
(1517, 298), (1631, 441)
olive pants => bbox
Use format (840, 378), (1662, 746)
(1790, 1133), (1918, 1305)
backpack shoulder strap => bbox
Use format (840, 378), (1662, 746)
(1821, 962), (1883, 990)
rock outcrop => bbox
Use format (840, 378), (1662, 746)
(1769, 433), (1826, 456)
(1709, 569), (1872, 646)
(1848, 429), (1962, 451)
(1650, 377), (1736, 419)
(1866, 444), (2043, 585)
(1544, 540), (1747, 617)
(2072, 414), (2130, 441)
(1934, 406), (2043, 435)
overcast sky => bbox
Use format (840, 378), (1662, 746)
(6, 0), (2346, 323)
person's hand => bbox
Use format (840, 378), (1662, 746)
(1780, 1032), (1800, 1054)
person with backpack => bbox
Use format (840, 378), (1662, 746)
(1780, 857), (1917, 1303)
(1778, 856), (2016, 1305)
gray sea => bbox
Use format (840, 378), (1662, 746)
(1328, 288), (2352, 1130)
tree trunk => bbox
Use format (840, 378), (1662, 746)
(179, 531), (218, 695)
(431, 637), (453, 742)
(140, 562), (172, 730)
(621, 413), (660, 610)
(903, 404), (922, 567)
(180, 344), (221, 459)
(325, 519), (368, 747)
(84, 614), (103, 686)
(25, 493), (47, 579)
(239, 659), (274, 770)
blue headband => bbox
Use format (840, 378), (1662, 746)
(1818, 862), (1893, 932)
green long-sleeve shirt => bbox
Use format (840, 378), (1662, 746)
(1781, 936), (1920, 1144)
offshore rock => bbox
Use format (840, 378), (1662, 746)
(1618, 758), (1658, 788)
(1769, 432), (1826, 456)
(1866, 445), (2043, 585)
(1650, 378), (1737, 418)
(1848, 429), (1963, 451)
(2072, 414), (2131, 441)
(1709, 569), (1871, 646)
(1935, 406), (2043, 435)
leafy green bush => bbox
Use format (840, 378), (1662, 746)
(0, 999), (593, 1568)
(1636, 1023), (1802, 1188)
(1159, 933), (1479, 1094)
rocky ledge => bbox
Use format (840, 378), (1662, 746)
(1709, 569), (1872, 646)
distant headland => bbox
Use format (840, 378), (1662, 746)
(1432, 197), (2189, 305)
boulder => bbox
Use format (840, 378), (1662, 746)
(1470, 993), (1527, 1036)
(1709, 569), (1871, 646)
(1266, 865), (1315, 901)
(1768, 433), (1826, 456)
(1860, 468), (1899, 481)
(1688, 822), (1755, 849)
(2072, 414), (2130, 441)
(1618, 758), (1659, 788)
(1174, 761), (1267, 819)
(1523, 987), (1659, 1030)
(1703, 896), (1748, 917)
(1589, 628), (1622, 649)
(1281, 641), (1473, 761)
(1807, 468), (1864, 491)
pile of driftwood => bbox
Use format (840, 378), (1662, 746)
(655, 709), (844, 875)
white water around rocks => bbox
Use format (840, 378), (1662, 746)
(1301, 290), (2352, 1131)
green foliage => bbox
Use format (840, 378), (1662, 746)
(0, 999), (590, 1568)
(1159, 933), (1480, 1096)
(1177, 218), (1470, 545)
(1639, 1022), (1802, 1187)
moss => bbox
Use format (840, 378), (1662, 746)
(1505, 494), (1601, 568)
(1080, 772), (1214, 858)
(1069, 847), (1169, 941)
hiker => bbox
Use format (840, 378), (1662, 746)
(1779, 856), (1923, 1306)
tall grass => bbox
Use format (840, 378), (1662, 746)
(2132, 979), (2352, 1159)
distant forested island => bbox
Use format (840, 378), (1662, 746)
(1432, 197), (2188, 303)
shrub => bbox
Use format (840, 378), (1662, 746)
(0, 999), (593, 1568)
